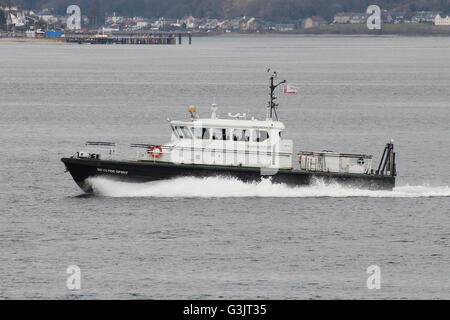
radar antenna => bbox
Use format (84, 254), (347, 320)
(267, 70), (286, 121)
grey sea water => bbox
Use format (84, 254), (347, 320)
(0, 36), (449, 299)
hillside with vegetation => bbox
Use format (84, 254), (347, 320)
(3, 0), (450, 23)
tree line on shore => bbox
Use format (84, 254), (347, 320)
(2, 0), (450, 24)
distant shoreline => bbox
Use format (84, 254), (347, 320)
(1, 27), (449, 46)
(213, 32), (402, 38)
(214, 24), (450, 37)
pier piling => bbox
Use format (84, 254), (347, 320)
(65, 31), (192, 45)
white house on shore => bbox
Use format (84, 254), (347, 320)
(303, 16), (327, 28)
(435, 13), (450, 26)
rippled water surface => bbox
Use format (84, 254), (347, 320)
(1, 36), (449, 299)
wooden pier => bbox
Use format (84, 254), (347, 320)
(65, 31), (192, 45)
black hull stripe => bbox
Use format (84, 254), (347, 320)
(61, 158), (395, 193)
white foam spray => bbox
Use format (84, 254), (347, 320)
(86, 176), (450, 198)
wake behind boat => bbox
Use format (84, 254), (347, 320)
(62, 72), (396, 193)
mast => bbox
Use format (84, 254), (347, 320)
(267, 70), (286, 121)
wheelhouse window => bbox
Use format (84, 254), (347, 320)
(211, 128), (231, 140)
(223, 128), (232, 140)
(211, 128), (223, 140)
(253, 130), (269, 142)
(175, 126), (192, 139)
(202, 128), (210, 139)
(191, 127), (210, 140)
(191, 127), (202, 139)
(232, 129), (250, 142)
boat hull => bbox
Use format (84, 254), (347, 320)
(61, 158), (395, 192)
